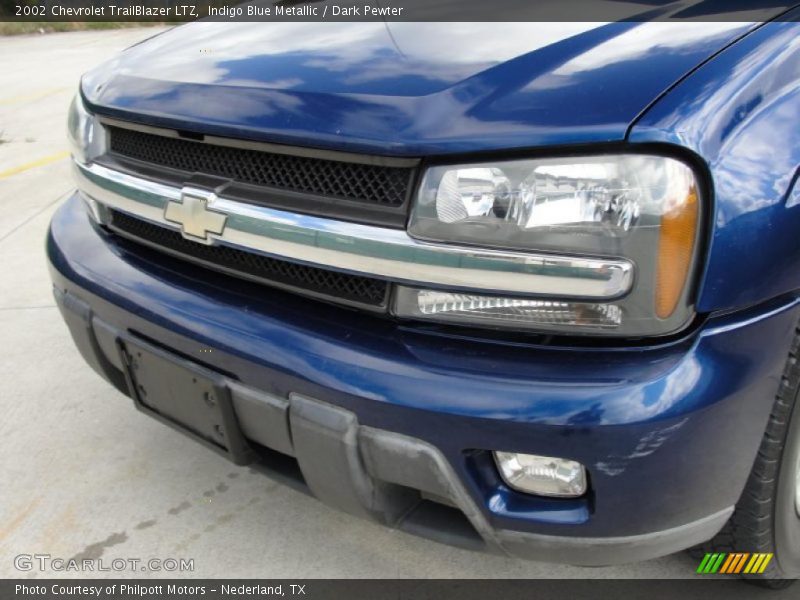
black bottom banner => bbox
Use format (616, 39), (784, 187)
(2, 579), (797, 600)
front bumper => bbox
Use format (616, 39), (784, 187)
(48, 193), (800, 565)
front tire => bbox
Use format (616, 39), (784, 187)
(699, 319), (800, 588)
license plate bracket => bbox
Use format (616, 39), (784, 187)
(118, 336), (253, 465)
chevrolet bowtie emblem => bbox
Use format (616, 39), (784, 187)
(164, 188), (228, 244)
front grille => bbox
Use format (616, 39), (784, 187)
(108, 126), (414, 208)
(109, 210), (390, 308)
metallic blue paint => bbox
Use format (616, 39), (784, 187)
(48, 195), (800, 537)
(81, 21), (760, 155)
(51, 15), (800, 552)
(629, 19), (800, 315)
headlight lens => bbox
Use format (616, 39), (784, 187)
(401, 154), (701, 336)
(67, 92), (103, 164)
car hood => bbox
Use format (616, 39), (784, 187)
(83, 20), (761, 156)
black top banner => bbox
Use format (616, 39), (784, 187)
(2, 0), (800, 22)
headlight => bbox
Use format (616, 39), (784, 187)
(399, 154), (702, 336)
(67, 91), (104, 164)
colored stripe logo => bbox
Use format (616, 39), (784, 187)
(697, 552), (773, 574)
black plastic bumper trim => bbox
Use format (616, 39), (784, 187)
(53, 283), (734, 565)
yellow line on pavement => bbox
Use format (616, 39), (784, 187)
(0, 87), (68, 106)
(0, 151), (70, 179)
(0, 497), (41, 543)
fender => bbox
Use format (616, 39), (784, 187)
(629, 17), (800, 314)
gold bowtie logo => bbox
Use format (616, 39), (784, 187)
(164, 188), (227, 244)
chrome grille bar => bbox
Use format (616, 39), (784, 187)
(74, 160), (634, 298)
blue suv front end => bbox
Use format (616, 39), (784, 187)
(48, 18), (800, 567)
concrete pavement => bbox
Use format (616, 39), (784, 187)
(0, 28), (700, 579)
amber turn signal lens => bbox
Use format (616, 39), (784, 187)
(656, 186), (698, 319)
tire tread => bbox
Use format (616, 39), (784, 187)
(694, 321), (800, 589)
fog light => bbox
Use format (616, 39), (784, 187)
(494, 451), (587, 497)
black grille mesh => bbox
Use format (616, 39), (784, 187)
(108, 127), (412, 207)
(109, 211), (389, 307)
